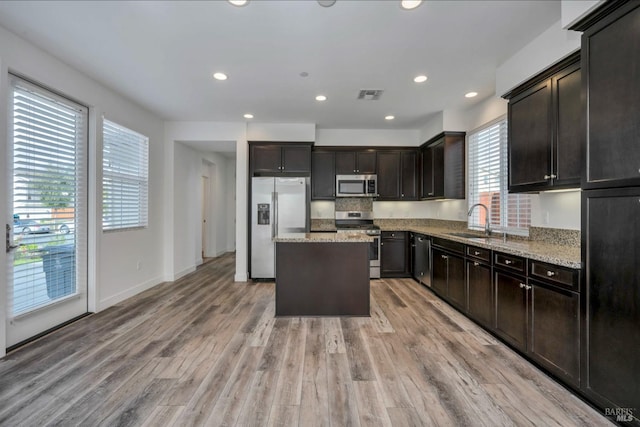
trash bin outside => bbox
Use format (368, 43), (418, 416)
(42, 244), (76, 299)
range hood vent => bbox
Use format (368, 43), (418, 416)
(357, 89), (384, 100)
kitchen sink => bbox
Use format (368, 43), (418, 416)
(446, 232), (487, 239)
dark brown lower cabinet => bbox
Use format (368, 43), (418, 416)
(431, 247), (448, 296)
(446, 255), (465, 311)
(381, 231), (409, 277)
(528, 280), (580, 386)
(431, 247), (465, 310)
(494, 270), (528, 351)
(467, 260), (493, 328)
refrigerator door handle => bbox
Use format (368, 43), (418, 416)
(271, 192), (276, 239)
(273, 192), (279, 237)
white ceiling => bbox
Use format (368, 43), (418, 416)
(0, 0), (560, 130)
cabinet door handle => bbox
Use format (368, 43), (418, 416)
(525, 285), (532, 290)
(474, 251), (480, 256)
(474, 262), (480, 267)
(546, 270), (556, 277)
(428, 192), (433, 196)
(505, 259), (512, 265)
(544, 174), (551, 180)
(551, 174), (557, 179)
(441, 254), (448, 259)
(401, 194), (404, 197)
(519, 283), (526, 288)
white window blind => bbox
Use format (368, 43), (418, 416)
(468, 118), (531, 235)
(10, 75), (88, 315)
(102, 119), (149, 231)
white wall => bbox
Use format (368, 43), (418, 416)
(164, 122), (248, 282)
(496, 20), (581, 97)
(316, 129), (420, 147)
(0, 24), (166, 356)
(248, 123), (315, 142)
(561, 0), (604, 28)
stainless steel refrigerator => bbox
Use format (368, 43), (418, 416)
(251, 177), (309, 279)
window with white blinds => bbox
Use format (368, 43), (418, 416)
(10, 75), (88, 315)
(468, 118), (531, 235)
(102, 120), (149, 231)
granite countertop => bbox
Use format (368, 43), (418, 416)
(389, 226), (581, 269)
(274, 232), (373, 243)
(309, 223), (581, 268)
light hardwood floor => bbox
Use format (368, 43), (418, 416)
(0, 253), (613, 426)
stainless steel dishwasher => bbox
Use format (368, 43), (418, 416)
(412, 233), (431, 287)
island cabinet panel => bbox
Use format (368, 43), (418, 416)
(582, 2), (640, 189)
(311, 151), (335, 200)
(275, 241), (369, 316)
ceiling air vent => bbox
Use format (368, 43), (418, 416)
(357, 89), (384, 100)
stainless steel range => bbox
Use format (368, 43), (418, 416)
(335, 211), (381, 279)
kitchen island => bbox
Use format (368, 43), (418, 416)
(274, 232), (372, 316)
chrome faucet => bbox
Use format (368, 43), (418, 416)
(468, 203), (491, 236)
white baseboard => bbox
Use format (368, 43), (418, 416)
(234, 272), (248, 282)
(196, 257), (203, 266)
(98, 275), (163, 311)
(173, 265), (196, 281)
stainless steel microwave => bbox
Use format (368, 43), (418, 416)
(335, 174), (377, 197)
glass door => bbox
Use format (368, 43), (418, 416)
(6, 75), (88, 348)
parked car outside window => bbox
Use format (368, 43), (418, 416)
(13, 219), (51, 234)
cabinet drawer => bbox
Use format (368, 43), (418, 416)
(382, 231), (405, 240)
(494, 252), (526, 274)
(529, 260), (579, 292)
(432, 237), (464, 255)
(466, 245), (491, 263)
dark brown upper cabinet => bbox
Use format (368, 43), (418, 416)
(504, 52), (582, 193)
(311, 150), (336, 200)
(572, 1), (640, 189)
(249, 142), (312, 176)
(420, 131), (465, 200)
(335, 150), (377, 175)
(376, 149), (419, 201)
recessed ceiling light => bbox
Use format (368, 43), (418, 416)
(213, 72), (228, 81)
(315, 95), (327, 101)
(400, 0), (423, 10)
(414, 75), (428, 83)
(244, 113), (254, 119)
(465, 91), (478, 98)
(317, 0), (336, 7)
(385, 115), (395, 120)
(228, 0), (249, 6)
